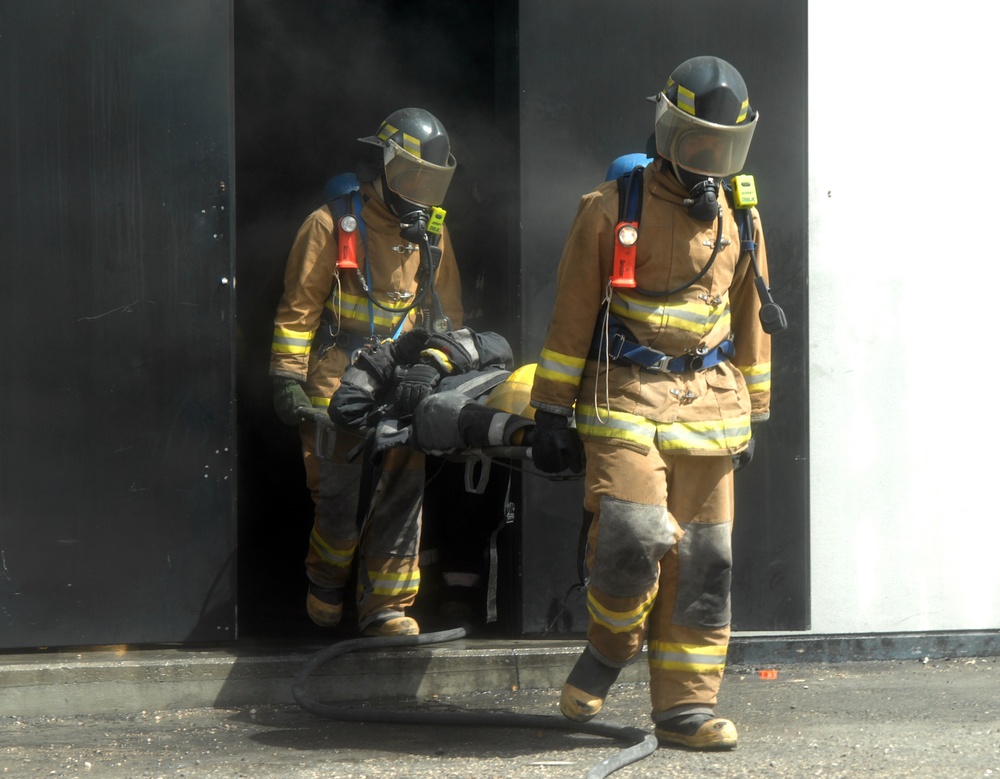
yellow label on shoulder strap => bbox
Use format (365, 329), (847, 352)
(427, 207), (447, 235)
(731, 175), (758, 208)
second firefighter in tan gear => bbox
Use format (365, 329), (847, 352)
(270, 107), (463, 637)
(530, 56), (773, 750)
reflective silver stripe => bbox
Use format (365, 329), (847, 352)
(449, 328), (481, 365)
(488, 412), (510, 445)
(609, 292), (729, 336)
(537, 348), (585, 385)
(576, 406), (656, 448)
(272, 327), (314, 354)
(341, 366), (380, 394)
(587, 590), (655, 633)
(655, 416), (751, 451)
(648, 643), (727, 672)
(367, 570), (420, 595)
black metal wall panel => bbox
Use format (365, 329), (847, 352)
(516, 1), (809, 633)
(0, 1), (236, 648)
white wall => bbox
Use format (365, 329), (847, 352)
(808, 4), (1000, 633)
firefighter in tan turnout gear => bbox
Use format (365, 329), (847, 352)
(270, 108), (463, 638)
(530, 57), (777, 750)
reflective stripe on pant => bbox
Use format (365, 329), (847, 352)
(300, 422), (424, 626)
(582, 440), (734, 716)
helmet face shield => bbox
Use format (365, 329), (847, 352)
(652, 93), (757, 177)
(382, 140), (456, 207)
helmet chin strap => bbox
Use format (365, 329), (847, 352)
(671, 161), (720, 222)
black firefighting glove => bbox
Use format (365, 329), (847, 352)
(393, 363), (442, 416)
(391, 328), (430, 366)
(420, 331), (477, 375)
(272, 376), (310, 426)
(732, 434), (756, 472)
(328, 383), (377, 429)
(530, 410), (585, 474)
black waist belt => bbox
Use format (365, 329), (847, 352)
(593, 317), (734, 374)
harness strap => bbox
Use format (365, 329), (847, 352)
(592, 311), (734, 373)
(312, 329), (372, 355)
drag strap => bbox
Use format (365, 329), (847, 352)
(486, 473), (516, 624)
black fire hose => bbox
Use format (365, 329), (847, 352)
(292, 626), (659, 779)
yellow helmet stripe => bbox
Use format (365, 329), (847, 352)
(676, 85), (697, 116)
(737, 99), (750, 124)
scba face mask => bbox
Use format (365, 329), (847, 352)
(382, 140), (456, 209)
(651, 92), (757, 178)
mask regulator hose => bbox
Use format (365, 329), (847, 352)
(292, 625), (659, 779)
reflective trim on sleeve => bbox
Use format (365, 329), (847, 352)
(367, 569), (421, 597)
(272, 326), (315, 355)
(610, 291), (730, 337)
(587, 590), (656, 634)
(648, 640), (727, 674)
(536, 347), (586, 386)
(736, 362), (771, 393)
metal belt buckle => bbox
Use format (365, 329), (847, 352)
(648, 355), (669, 373)
(687, 344), (710, 371)
(608, 332), (627, 360)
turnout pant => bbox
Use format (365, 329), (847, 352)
(581, 440), (735, 720)
(299, 422), (425, 629)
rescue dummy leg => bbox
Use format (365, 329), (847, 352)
(411, 391), (534, 452)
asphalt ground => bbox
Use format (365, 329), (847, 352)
(2, 653), (998, 779)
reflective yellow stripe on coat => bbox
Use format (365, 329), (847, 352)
(576, 405), (751, 452)
(329, 291), (412, 332)
(610, 290), (730, 337)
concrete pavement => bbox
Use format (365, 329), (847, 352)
(1, 631), (998, 778)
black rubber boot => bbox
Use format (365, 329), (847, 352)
(655, 712), (738, 750)
(559, 648), (623, 722)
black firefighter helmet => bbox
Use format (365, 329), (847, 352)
(359, 107), (456, 214)
(649, 56), (758, 179)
